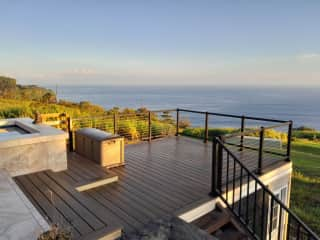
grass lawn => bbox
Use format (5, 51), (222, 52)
(290, 139), (320, 235)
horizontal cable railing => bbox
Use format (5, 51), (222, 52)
(69, 110), (177, 150)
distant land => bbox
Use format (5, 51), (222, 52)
(0, 76), (146, 119)
(0, 76), (56, 103)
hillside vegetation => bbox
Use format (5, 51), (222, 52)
(0, 76), (56, 102)
(0, 98), (109, 119)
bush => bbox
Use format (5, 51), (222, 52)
(118, 121), (139, 140)
(294, 126), (316, 131)
(0, 107), (29, 118)
(38, 224), (71, 240)
(182, 127), (237, 139)
(178, 118), (191, 129)
(292, 130), (320, 141)
(247, 128), (288, 142)
(151, 121), (175, 137)
(136, 121), (148, 138)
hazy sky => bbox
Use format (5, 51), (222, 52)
(1, 1), (320, 86)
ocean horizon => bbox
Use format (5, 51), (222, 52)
(47, 85), (320, 130)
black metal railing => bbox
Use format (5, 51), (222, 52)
(211, 137), (319, 240)
(177, 108), (293, 174)
(67, 108), (293, 169)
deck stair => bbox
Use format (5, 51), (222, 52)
(192, 204), (250, 240)
(68, 153), (119, 192)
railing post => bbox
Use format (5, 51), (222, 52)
(113, 112), (117, 135)
(257, 126), (265, 174)
(148, 111), (152, 142)
(204, 112), (209, 143)
(210, 137), (219, 197)
(217, 136), (224, 192)
(176, 108), (180, 136)
(33, 111), (42, 124)
(286, 121), (293, 161)
(67, 117), (74, 152)
(240, 115), (245, 151)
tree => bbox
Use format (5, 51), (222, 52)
(0, 76), (16, 98)
(41, 92), (57, 103)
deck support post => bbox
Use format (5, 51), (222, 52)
(204, 112), (209, 143)
(257, 126), (265, 174)
(175, 108), (180, 136)
(286, 120), (293, 161)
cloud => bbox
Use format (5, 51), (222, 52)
(69, 68), (98, 75)
(297, 53), (320, 60)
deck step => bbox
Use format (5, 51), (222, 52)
(214, 225), (248, 240)
(78, 225), (123, 240)
(195, 210), (230, 234)
(192, 203), (231, 234)
(75, 173), (118, 192)
(193, 204), (250, 239)
(68, 153), (119, 192)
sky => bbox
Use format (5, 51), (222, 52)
(1, 1), (320, 86)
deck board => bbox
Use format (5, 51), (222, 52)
(14, 136), (283, 239)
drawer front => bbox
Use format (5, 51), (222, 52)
(101, 139), (124, 166)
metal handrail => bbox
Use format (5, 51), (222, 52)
(72, 109), (176, 121)
(212, 137), (320, 240)
(178, 108), (289, 123)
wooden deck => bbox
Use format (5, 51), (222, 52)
(14, 136), (282, 239)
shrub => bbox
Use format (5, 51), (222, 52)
(292, 130), (320, 141)
(118, 121), (139, 140)
(151, 121), (175, 137)
(151, 121), (163, 137)
(247, 128), (288, 142)
(38, 224), (71, 240)
(136, 121), (148, 138)
(0, 107), (28, 118)
(294, 126), (316, 131)
(182, 127), (237, 139)
(178, 118), (191, 129)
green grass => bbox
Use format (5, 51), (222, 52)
(290, 139), (320, 235)
(291, 139), (320, 178)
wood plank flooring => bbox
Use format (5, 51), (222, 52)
(14, 136), (283, 239)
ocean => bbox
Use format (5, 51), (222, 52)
(51, 85), (320, 129)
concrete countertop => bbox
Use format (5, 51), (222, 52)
(0, 118), (68, 148)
